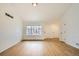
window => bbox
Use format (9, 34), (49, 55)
(26, 26), (42, 35)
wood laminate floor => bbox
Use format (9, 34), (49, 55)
(0, 39), (79, 56)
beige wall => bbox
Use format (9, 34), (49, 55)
(60, 4), (79, 48)
(0, 5), (23, 53)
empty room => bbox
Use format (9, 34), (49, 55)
(0, 3), (79, 56)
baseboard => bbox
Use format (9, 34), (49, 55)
(23, 38), (59, 41)
(64, 41), (79, 49)
(23, 39), (44, 41)
(0, 40), (21, 53)
(22, 39), (44, 41)
(44, 38), (59, 40)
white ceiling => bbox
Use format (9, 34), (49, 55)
(0, 3), (72, 24)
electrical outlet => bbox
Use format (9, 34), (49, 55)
(76, 43), (79, 46)
(64, 24), (66, 26)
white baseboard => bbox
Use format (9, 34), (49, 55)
(0, 40), (21, 53)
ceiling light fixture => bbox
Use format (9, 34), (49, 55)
(32, 3), (38, 7)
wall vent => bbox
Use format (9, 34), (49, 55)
(5, 13), (14, 19)
(76, 43), (79, 46)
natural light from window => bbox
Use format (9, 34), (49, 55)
(26, 26), (42, 36)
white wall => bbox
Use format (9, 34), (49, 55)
(43, 21), (60, 39)
(60, 4), (79, 48)
(0, 5), (23, 53)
